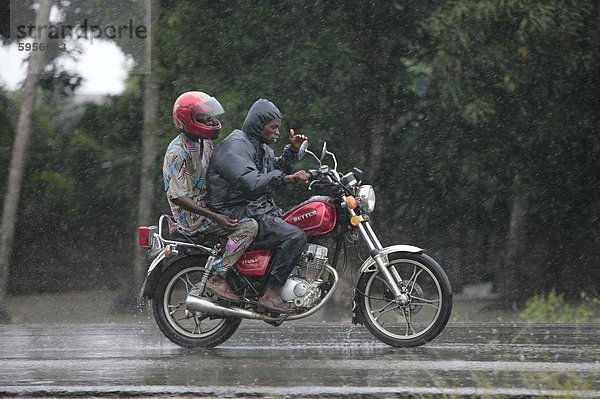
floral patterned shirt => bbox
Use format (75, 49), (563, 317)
(163, 133), (214, 235)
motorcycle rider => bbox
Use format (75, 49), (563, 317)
(207, 98), (309, 314)
(164, 91), (258, 302)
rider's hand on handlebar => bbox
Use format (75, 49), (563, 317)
(284, 170), (310, 185)
(289, 128), (308, 151)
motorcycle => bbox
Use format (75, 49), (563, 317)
(138, 142), (452, 348)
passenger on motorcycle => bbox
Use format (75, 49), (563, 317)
(164, 91), (258, 302)
(207, 98), (309, 314)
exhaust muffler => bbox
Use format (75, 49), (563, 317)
(185, 295), (282, 321)
(185, 265), (339, 323)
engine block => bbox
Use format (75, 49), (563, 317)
(297, 244), (328, 283)
(281, 244), (329, 308)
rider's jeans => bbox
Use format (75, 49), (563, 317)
(249, 213), (307, 286)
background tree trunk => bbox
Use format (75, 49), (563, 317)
(132, 0), (159, 296)
(495, 174), (529, 305)
(367, 101), (431, 181)
(0, 0), (53, 320)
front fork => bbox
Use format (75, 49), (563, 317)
(351, 211), (409, 305)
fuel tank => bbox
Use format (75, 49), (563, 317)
(282, 196), (337, 236)
(235, 197), (337, 277)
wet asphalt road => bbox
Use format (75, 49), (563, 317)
(0, 321), (598, 398)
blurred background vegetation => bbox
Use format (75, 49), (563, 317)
(0, 0), (598, 316)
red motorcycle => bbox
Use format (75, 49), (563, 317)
(138, 142), (452, 348)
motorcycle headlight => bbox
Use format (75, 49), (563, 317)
(357, 185), (376, 213)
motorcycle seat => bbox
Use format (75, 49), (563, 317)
(169, 229), (223, 248)
(160, 215), (224, 248)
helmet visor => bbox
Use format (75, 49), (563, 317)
(191, 96), (225, 121)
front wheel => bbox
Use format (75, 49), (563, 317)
(152, 256), (242, 348)
(355, 252), (452, 347)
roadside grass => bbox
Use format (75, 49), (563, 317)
(519, 291), (600, 323)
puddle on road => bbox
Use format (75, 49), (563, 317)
(1, 323), (599, 394)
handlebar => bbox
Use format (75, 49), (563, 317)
(301, 143), (361, 193)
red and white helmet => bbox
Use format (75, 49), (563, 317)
(172, 91), (225, 139)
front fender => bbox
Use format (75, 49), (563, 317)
(356, 245), (423, 275)
(351, 245), (423, 326)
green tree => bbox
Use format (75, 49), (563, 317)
(0, 0), (53, 319)
(423, 0), (600, 300)
(8, 84), (144, 295)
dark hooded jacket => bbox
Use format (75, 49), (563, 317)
(207, 99), (298, 219)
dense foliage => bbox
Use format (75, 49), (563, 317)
(519, 290), (600, 323)
(2, 1), (598, 303)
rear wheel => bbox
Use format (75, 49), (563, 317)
(355, 252), (452, 347)
(152, 256), (241, 348)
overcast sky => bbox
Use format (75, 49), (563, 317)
(0, 40), (129, 95)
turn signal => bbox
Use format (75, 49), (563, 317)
(350, 215), (361, 226)
(164, 245), (179, 257)
(346, 196), (358, 209)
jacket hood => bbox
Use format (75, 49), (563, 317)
(242, 99), (282, 143)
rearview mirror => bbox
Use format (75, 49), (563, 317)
(320, 142), (327, 161)
(297, 140), (308, 160)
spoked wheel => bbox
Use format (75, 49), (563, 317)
(355, 252), (452, 347)
(152, 256), (241, 348)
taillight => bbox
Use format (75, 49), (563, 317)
(138, 227), (151, 248)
